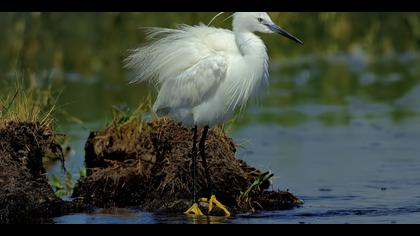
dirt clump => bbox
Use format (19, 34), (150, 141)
(0, 121), (87, 224)
(72, 118), (302, 214)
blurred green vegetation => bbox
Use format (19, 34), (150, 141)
(1, 12), (420, 81)
(1, 12), (419, 128)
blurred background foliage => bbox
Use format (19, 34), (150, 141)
(1, 12), (420, 82)
(1, 12), (420, 127)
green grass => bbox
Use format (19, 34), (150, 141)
(0, 79), (57, 127)
(108, 94), (153, 131)
(238, 171), (274, 211)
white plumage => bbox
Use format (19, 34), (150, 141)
(125, 12), (302, 128)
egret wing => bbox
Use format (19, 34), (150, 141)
(152, 54), (227, 114)
(125, 25), (232, 85)
(125, 25), (230, 113)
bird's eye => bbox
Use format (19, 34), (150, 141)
(257, 17), (263, 23)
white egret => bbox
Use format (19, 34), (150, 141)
(125, 12), (303, 217)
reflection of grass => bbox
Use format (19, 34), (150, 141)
(364, 108), (418, 124)
(362, 78), (417, 102)
(390, 108), (417, 123)
(233, 110), (308, 128)
(0, 79), (57, 127)
(320, 63), (355, 105)
(229, 113), (253, 130)
(277, 111), (308, 126)
(317, 110), (351, 126)
(363, 112), (382, 120)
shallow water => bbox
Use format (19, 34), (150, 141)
(48, 52), (420, 224)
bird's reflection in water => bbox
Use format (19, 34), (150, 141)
(153, 212), (230, 224)
(186, 215), (229, 224)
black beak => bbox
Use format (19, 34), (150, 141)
(266, 24), (303, 45)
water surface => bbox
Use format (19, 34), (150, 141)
(49, 51), (420, 224)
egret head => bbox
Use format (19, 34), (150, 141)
(233, 12), (303, 45)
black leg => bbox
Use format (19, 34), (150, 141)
(191, 126), (198, 203)
(199, 126), (213, 196)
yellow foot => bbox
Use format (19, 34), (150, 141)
(199, 195), (231, 217)
(184, 203), (204, 216)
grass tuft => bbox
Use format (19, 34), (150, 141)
(0, 79), (57, 127)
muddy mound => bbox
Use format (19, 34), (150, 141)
(0, 122), (86, 224)
(72, 118), (302, 214)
